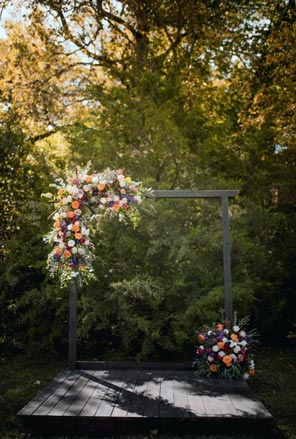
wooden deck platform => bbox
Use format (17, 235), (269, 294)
(18, 362), (273, 437)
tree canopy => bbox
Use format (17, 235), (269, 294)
(0, 0), (295, 360)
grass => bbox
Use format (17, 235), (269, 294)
(249, 347), (296, 439)
(0, 347), (295, 439)
(0, 353), (65, 439)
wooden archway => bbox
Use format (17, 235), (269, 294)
(68, 189), (239, 369)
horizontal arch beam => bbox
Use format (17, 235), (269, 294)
(153, 190), (239, 198)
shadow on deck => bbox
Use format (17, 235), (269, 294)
(17, 362), (273, 437)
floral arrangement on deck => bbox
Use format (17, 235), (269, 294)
(43, 165), (153, 286)
(193, 313), (258, 380)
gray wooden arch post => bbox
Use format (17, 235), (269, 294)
(68, 189), (239, 369)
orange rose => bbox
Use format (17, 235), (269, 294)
(209, 364), (218, 373)
(231, 334), (239, 342)
(216, 324), (224, 331)
(75, 233), (82, 240)
(249, 369), (255, 376)
(64, 250), (71, 259)
(98, 183), (105, 191)
(54, 222), (60, 229)
(72, 200), (80, 209)
(72, 223), (80, 233)
(198, 334), (205, 343)
(85, 175), (92, 183)
(217, 341), (225, 350)
(67, 211), (75, 218)
(58, 189), (64, 196)
(113, 203), (120, 212)
(222, 355), (233, 367)
(55, 247), (62, 254)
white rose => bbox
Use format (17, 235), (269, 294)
(239, 330), (246, 338)
(81, 227), (89, 237)
(71, 190), (79, 199)
(234, 346), (241, 353)
(92, 176), (99, 183)
(240, 340), (248, 347)
(207, 355), (214, 363)
(68, 240), (75, 247)
(78, 248), (85, 255)
(100, 197), (107, 204)
(78, 189), (84, 198)
(212, 345), (219, 352)
(223, 329), (229, 335)
(222, 337), (228, 343)
(218, 351), (225, 357)
(71, 247), (78, 254)
(233, 325), (240, 332)
(134, 195), (142, 205)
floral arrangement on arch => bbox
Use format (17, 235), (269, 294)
(43, 165), (153, 286)
(193, 312), (259, 380)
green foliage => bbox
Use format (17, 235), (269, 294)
(0, 126), (27, 258)
(0, 0), (295, 361)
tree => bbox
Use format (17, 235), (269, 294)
(0, 8), (89, 138)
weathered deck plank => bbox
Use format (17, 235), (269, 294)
(34, 371), (80, 416)
(17, 363), (273, 437)
(159, 371), (178, 418)
(17, 369), (71, 416)
(95, 370), (126, 417)
(112, 370), (139, 417)
(143, 373), (161, 418)
(79, 371), (108, 416)
(60, 370), (99, 416)
(49, 373), (90, 416)
(171, 374), (191, 417)
(126, 371), (150, 418)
